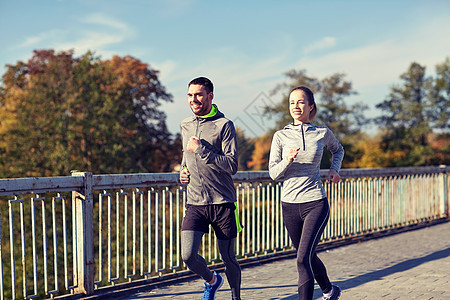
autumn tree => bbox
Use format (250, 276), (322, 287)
(247, 133), (273, 171)
(264, 69), (369, 168)
(0, 49), (177, 177)
(375, 59), (449, 166)
(344, 132), (405, 168)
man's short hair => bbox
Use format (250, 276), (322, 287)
(188, 77), (214, 94)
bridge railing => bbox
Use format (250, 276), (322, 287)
(0, 166), (448, 299)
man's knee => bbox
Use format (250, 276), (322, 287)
(181, 230), (203, 264)
(181, 246), (196, 264)
(221, 253), (238, 265)
(218, 239), (238, 264)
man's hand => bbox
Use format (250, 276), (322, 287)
(328, 168), (341, 183)
(187, 136), (201, 152)
(287, 148), (300, 162)
(180, 167), (190, 184)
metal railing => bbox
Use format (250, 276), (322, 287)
(0, 166), (448, 299)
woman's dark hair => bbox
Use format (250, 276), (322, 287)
(290, 86), (317, 120)
(188, 77), (214, 94)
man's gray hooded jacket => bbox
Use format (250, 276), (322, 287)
(180, 105), (238, 205)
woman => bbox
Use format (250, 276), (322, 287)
(268, 86), (343, 300)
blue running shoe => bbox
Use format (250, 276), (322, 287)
(201, 272), (224, 300)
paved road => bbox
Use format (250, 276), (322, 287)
(112, 221), (450, 300)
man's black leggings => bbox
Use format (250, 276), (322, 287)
(181, 230), (241, 300)
(282, 198), (333, 300)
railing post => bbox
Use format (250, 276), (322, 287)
(440, 165), (449, 218)
(71, 172), (94, 295)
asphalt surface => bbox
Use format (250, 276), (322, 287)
(111, 221), (450, 300)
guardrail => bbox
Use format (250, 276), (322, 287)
(0, 166), (448, 299)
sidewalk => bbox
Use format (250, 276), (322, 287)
(114, 221), (450, 299)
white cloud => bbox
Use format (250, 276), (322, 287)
(54, 32), (126, 56)
(153, 60), (178, 82)
(20, 36), (43, 47)
(18, 13), (132, 52)
(298, 40), (400, 88)
(82, 13), (131, 33)
(304, 37), (337, 54)
(17, 14), (135, 60)
(18, 29), (65, 48)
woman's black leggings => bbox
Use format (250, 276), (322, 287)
(282, 198), (332, 300)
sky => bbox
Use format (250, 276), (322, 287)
(1, 0), (449, 137)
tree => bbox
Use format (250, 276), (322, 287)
(235, 127), (255, 171)
(0, 49), (177, 177)
(247, 133), (272, 171)
(427, 132), (450, 165)
(426, 57), (450, 130)
(264, 69), (369, 168)
(375, 61), (448, 166)
(344, 132), (404, 168)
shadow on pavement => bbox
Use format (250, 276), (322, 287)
(335, 247), (449, 291)
(278, 248), (450, 299)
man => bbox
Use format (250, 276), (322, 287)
(180, 77), (241, 300)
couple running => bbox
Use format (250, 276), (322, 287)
(179, 77), (343, 300)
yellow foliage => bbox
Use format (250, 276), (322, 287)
(247, 133), (273, 170)
(346, 135), (406, 168)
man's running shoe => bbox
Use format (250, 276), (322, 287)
(201, 272), (224, 300)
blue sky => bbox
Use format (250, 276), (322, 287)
(1, 0), (449, 136)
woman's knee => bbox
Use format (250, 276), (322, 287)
(296, 254), (310, 272)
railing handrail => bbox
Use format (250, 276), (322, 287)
(0, 176), (83, 196)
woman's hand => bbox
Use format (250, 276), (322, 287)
(328, 168), (341, 183)
(287, 148), (300, 162)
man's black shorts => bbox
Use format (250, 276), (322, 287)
(182, 202), (237, 240)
